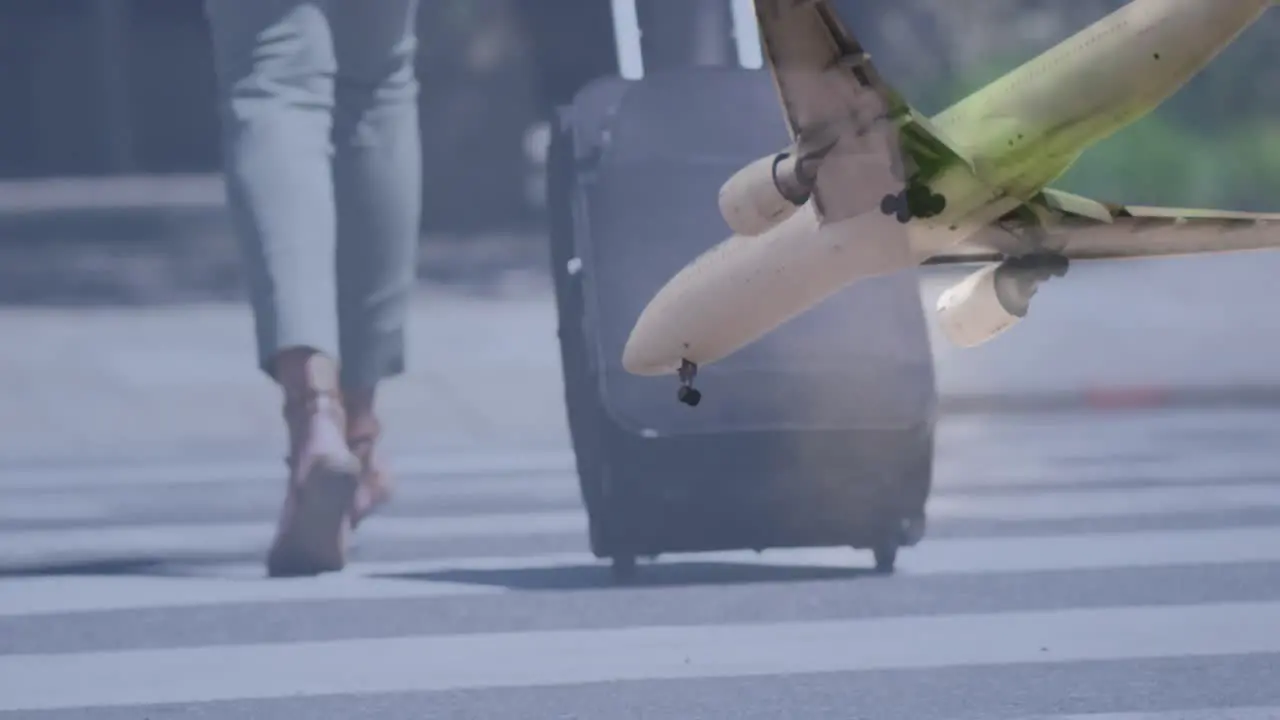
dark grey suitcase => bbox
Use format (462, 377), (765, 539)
(546, 67), (938, 580)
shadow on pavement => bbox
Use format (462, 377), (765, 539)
(377, 559), (885, 591)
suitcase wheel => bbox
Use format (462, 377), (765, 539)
(869, 510), (926, 574)
(610, 554), (637, 582)
(871, 542), (898, 574)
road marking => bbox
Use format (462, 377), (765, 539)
(0, 573), (502, 619)
(929, 482), (1280, 520)
(1018, 709), (1280, 720)
(3, 445), (1274, 496)
(934, 454), (1280, 487)
(5, 464), (1276, 526)
(7, 478), (1280, 569)
(11, 477), (1278, 553)
(5, 525), (1280, 617)
(2, 473), (581, 508)
(0, 449), (578, 490)
(2, 601), (1279, 711)
(0, 512), (584, 569)
(0, 497), (107, 522)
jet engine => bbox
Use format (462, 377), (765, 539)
(717, 149), (815, 237)
(935, 255), (1068, 348)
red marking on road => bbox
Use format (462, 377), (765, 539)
(1083, 386), (1170, 409)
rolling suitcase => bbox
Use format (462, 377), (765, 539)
(546, 66), (938, 580)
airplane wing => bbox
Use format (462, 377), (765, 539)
(755, 0), (975, 224)
(925, 187), (1280, 265)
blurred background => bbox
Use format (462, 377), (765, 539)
(5, 0), (1277, 285)
(2, 0), (1280, 464)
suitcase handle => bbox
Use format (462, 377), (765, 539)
(609, 0), (763, 79)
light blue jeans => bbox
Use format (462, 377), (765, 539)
(205, 0), (422, 390)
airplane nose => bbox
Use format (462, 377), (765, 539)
(621, 326), (653, 375)
(621, 310), (675, 376)
(622, 273), (695, 376)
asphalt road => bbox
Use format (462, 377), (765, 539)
(3, 409), (1280, 718)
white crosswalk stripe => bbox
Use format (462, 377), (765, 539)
(0, 449), (578, 491)
(4, 525), (1280, 618)
(3, 413), (1280, 717)
(1007, 711), (1280, 720)
(4, 602), (1280, 711)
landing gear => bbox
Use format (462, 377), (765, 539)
(677, 359), (701, 407)
(880, 184), (946, 223)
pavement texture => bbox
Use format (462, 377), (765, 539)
(4, 410), (1280, 717)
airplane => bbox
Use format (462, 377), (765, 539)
(620, 0), (1280, 407)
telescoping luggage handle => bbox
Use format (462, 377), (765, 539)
(609, 0), (765, 79)
(558, 0), (765, 285)
(555, 0), (770, 382)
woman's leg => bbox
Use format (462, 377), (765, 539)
(328, 0), (423, 522)
(205, 0), (362, 576)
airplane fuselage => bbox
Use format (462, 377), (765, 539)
(621, 0), (1273, 378)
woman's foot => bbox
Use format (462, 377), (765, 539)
(344, 387), (393, 527)
(266, 350), (363, 577)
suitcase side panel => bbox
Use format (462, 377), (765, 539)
(578, 69), (938, 435)
(546, 76), (628, 528)
(548, 70), (936, 560)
